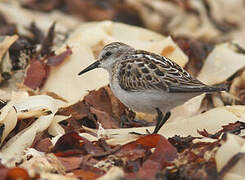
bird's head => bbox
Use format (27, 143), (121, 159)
(78, 42), (134, 75)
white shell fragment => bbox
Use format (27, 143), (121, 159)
(197, 43), (245, 85)
(0, 95), (57, 166)
(0, 108), (17, 144)
(215, 134), (245, 179)
(169, 94), (206, 123)
(0, 91), (29, 143)
(48, 115), (70, 136)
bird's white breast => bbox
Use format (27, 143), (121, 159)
(109, 73), (200, 114)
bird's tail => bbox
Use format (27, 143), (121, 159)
(201, 84), (228, 93)
(169, 84), (228, 93)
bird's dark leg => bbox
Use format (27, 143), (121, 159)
(152, 108), (171, 134)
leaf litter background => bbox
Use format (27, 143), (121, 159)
(0, 0), (245, 180)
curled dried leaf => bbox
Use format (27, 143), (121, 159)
(47, 47), (72, 66)
(23, 58), (49, 90)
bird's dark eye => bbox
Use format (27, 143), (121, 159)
(105, 51), (112, 57)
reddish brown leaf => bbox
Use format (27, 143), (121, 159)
(57, 100), (97, 130)
(85, 87), (128, 118)
(54, 150), (86, 157)
(57, 87), (131, 130)
(115, 135), (151, 160)
(7, 167), (30, 180)
(82, 138), (105, 156)
(57, 100), (90, 119)
(115, 144), (147, 162)
(52, 132), (104, 157)
(47, 47), (72, 66)
(58, 155), (101, 173)
(146, 135), (177, 162)
(115, 134), (178, 177)
(72, 169), (104, 180)
(116, 134), (166, 158)
(0, 165), (8, 180)
(51, 131), (85, 154)
(126, 134), (177, 180)
(90, 107), (118, 129)
(105, 86), (129, 119)
(134, 134), (165, 148)
(84, 87), (129, 128)
(57, 87), (129, 130)
(32, 137), (53, 152)
(57, 156), (84, 172)
(23, 58), (49, 89)
(84, 88), (114, 117)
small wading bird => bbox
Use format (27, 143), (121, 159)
(78, 42), (227, 134)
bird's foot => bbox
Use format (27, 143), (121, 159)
(152, 109), (171, 134)
(128, 109), (171, 135)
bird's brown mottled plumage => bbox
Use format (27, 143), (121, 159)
(117, 50), (226, 93)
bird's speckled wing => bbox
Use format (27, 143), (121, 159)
(118, 50), (226, 93)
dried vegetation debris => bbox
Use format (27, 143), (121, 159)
(20, 0), (245, 43)
(0, 14), (73, 90)
(0, 0), (245, 180)
(57, 87), (131, 130)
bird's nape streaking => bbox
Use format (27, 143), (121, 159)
(78, 42), (228, 134)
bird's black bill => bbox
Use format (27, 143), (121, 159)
(78, 61), (100, 75)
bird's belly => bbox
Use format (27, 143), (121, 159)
(110, 85), (200, 114)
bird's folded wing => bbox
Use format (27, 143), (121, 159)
(117, 54), (227, 93)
